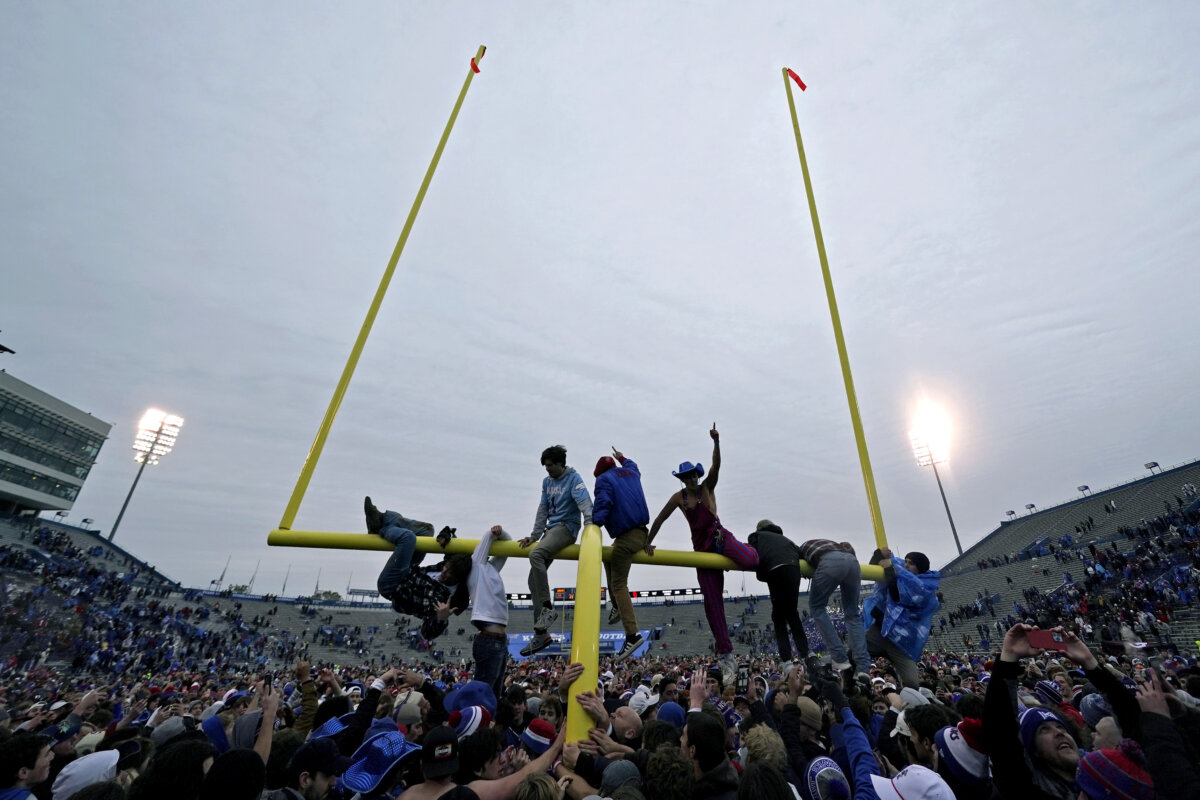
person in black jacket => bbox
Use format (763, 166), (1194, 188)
(1134, 667), (1200, 800)
(747, 521), (808, 664)
(983, 624), (1142, 800)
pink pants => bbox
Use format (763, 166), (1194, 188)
(696, 532), (759, 655)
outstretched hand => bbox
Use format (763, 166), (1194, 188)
(1000, 623), (1043, 662)
(1060, 629), (1099, 670)
(710, 423), (719, 441)
(1137, 668), (1171, 717)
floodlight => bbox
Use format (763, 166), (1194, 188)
(1145, 462), (1161, 474)
(910, 398), (961, 555)
(1005, 510), (1016, 520)
(1025, 503), (1037, 514)
(910, 398), (951, 465)
(133, 409), (184, 465)
(109, 407), (185, 542)
(1078, 486), (1090, 496)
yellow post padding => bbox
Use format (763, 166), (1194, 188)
(277, 45), (488, 532)
(782, 68), (889, 552)
(265, 528), (885, 580)
(565, 524), (603, 742)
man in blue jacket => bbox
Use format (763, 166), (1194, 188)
(519, 445), (593, 656)
(593, 447), (651, 662)
(862, 547), (940, 689)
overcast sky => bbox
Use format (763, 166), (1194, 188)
(4, 2), (1199, 600)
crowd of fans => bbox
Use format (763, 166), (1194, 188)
(4, 626), (1200, 800)
(4, 497), (1200, 799)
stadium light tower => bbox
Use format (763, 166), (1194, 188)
(1145, 461), (1161, 475)
(108, 408), (184, 542)
(910, 397), (962, 555)
(1078, 485), (1091, 497)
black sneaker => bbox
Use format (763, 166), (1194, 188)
(615, 633), (644, 662)
(607, 605), (622, 625)
(436, 526), (457, 547)
(364, 496), (383, 535)
(520, 632), (553, 657)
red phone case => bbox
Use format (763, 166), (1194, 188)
(1027, 630), (1066, 650)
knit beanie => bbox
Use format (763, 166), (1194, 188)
(594, 457), (616, 477)
(1077, 739), (1154, 800)
(934, 719), (989, 786)
(449, 706), (491, 739)
(1018, 707), (1064, 754)
(656, 701), (686, 728)
(1081, 693), (1114, 730)
(520, 718), (556, 755)
(801, 756), (850, 800)
(904, 552), (931, 574)
(1035, 680), (1063, 706)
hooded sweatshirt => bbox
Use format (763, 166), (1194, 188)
(531, 467), (593, 539)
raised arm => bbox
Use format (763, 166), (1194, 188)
(645, 493), (681, 554)
(704, 423), (721, 491)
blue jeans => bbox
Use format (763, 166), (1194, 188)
(473, 631), (508, 702)
(376, 511), (434, 598)
(808, 550), (870, 671)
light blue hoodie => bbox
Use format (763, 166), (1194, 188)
(531, 467), (593, 539)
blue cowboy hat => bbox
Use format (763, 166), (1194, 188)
(671, 461), (704, 479)
(340, 731), (421, 794)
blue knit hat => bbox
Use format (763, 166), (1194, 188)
(1077, 739), (1154, 800)
(802, 756), (850, 800)
(656, 701), (686, 728)
(1035, 680), (1062, 706)
(1019, 707), (1065, 753)
(1081, 693), (1114, 730)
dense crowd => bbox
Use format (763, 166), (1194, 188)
(4, 446), (1200, 799)
(4, 626), (1200, 800)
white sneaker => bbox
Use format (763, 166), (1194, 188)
(615, 634), (644, 662)
(534, 606), (559, 632)
(831, 660), (851, 672)
(520, 632), (553, 657)
(607, 605), (622, 625)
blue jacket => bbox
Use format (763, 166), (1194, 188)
(532, 467), (593, 538)
(592, 458), (650, 538)
(862, 557), (941, 662)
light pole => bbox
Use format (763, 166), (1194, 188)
(910, 397), (962, 555)
(911, 436), (963, 555)
(109, 408), (184, 542)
